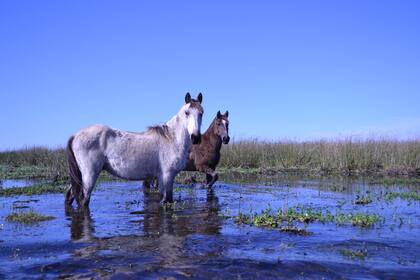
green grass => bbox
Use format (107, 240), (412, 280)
(235, 206), (382, 228)
(6, 209), (55, 224)
(0, 183), (67, 196)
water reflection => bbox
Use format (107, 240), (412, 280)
(142, 189), (221, 237)
(65, 188), (222, 245)
(65, 206), (95, 242)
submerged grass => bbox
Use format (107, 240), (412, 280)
(6, 209), (55, 224)
(339, 249), (368, 260)
(279, 225), (312, 236)
(235, 206), (382, 228)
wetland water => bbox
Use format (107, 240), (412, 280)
(0, 177), (419, 279)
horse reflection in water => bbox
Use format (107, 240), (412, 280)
(65, 188), (222, 274)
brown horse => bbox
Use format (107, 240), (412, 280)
(145, 110), (230, 189)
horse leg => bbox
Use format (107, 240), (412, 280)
(65, 186), (75, 206)
(158, 172), (174, 204)
(80, 168), (100, 208)
(143, 179), (151, 190)
(204, 168), (218, 188)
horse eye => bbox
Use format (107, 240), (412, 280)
(185, 111), (190, 116)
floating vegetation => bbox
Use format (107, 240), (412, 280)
(235, 206), (382, 228)
(355, 195), (373, 205)
(336, 213), (381, 227)
(6, 210), (54, 224)
(0, 183), (66, 197)
(384, 191), (420, 201)
(339, 249), (368, 260)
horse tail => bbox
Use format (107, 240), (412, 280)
(67, 136), (83, 205)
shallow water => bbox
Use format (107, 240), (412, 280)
(0, 178), (419, 279)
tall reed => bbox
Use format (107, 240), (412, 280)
(220, 138), (420, 176)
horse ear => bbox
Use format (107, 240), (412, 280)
(197, 93), (203, 104)
(185, 92), (191, 104)
(217, 111), (222, 118)
(224, 111), (229, 118)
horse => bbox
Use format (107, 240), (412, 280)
(144, 110), (229, 189)
(65, 93), (203, 208)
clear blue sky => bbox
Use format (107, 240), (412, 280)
(1, 0), (419, 150)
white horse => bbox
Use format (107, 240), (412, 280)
(66, 93), (203, 208)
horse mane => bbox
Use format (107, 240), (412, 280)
(147, 125), (171, 138)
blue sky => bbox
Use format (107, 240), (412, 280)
(0, 0), (419, 150)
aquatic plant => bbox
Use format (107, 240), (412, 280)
(6, 209), (54, 224)
(349, 213), (380, 227)
(235, 206), (382, 229)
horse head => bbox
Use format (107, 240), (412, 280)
(183, 92), (203, 144)
(214, 110), (230, 144)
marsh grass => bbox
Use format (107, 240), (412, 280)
(220, 139), (420, 177)
(0, 139), (419, 181)
(6, 209), (54, 224)
(0, 147), (67, 180)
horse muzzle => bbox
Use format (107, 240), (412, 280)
(223, 136), (230, 144)
(191, 133), (201, 144)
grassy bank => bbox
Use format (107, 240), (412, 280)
(0, 139), (419, 181)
